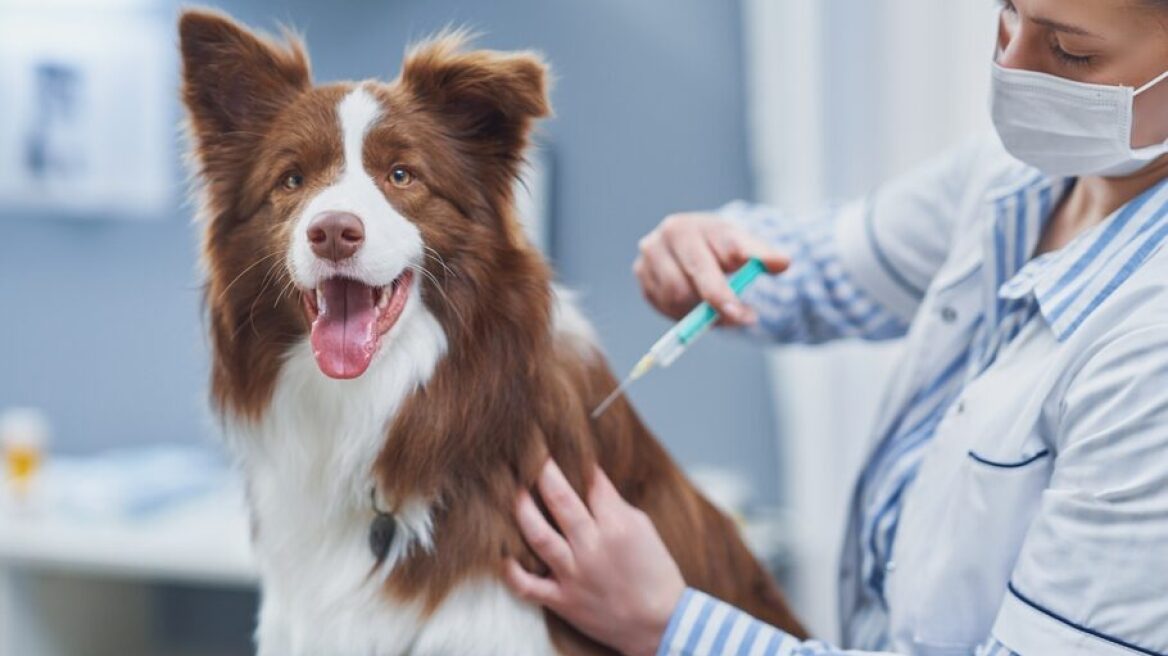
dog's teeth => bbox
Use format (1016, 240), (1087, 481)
(316, 288), (324, 312)
(377, 287), (390, 310)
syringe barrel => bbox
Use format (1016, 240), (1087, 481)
(674, 258), (766, 345)
(650, 258), (768, 368)
(648, 329), (688, 368)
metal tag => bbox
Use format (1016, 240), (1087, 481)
(369, 513), (397, 564)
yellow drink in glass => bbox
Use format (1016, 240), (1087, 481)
(1, 408), (49, 499)
(6, 442), (42, 488)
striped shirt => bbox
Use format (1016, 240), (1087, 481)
(663, 144), (1168, 655)
(659, 589), (1020, 656)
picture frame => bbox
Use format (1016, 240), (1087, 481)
(0, 6), (172, 220)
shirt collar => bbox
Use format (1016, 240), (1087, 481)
(994, 169), (1168, 341)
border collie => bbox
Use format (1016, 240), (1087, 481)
(179, 9), (803, 654)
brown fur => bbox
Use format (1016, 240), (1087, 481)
(180, 8), (804, 652)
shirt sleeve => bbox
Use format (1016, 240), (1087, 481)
(719, 201), (909, 345)
(724, 135), (993, 338)
(832, 136), (990, 321)
(990, 324), (1168, 656)
(656, 588), (1020, 656)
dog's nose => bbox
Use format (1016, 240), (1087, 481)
(307, 212), (365, 262)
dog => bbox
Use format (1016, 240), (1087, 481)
(179, 8), (803, 654)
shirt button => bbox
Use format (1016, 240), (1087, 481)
(940, 306), (958, 323)
(885, 560), (896, 573)
(956, 400), (965, 414)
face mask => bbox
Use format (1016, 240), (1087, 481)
(991, 62), (1168, 177)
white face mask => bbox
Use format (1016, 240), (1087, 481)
(991, 62), (1168, 177)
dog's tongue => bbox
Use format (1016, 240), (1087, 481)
(310, 278), (378, 379)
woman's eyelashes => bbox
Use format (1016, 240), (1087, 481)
(1049, 37), (1094, 68)
(996, 1), (1097, 70)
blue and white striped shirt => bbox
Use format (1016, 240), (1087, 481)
(659, 589), (1019, 656)
(660, 138), (1168, 656)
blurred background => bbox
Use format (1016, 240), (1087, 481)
(0, 0), (996, 653)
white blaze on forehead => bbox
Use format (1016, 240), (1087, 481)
(338, 85), (382, 176)
(289, 84), (422, 289)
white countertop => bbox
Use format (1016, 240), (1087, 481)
(0, 486), (257, 587)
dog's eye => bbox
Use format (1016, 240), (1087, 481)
(280, 171), (305, 191)
(389, 166), (414, 188)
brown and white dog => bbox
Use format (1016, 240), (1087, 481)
(179, 9), (803, 655)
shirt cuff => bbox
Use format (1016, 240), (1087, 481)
(657, 588), (803, 656)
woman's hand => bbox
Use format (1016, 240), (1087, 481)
(633, 212), (788, 326)
(505, 459), (686, 656)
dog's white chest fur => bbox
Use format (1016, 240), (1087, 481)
(227, 298), (562, 655)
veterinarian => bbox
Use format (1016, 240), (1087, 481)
(505, 1), (1168, 655)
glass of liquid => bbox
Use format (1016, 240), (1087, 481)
(1, 408), (49, 503)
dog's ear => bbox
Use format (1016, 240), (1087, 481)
(179, 8), (310, 148)
(399, 31), (551, 196)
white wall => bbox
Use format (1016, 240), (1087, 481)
(741, 0), (998, 641)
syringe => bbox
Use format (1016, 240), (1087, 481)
(591, 257), (768, 419)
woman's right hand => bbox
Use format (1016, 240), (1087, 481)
(633, 212), (789, 326)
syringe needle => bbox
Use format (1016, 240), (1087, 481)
(591, 354), (657, 419)
(589, 259), (768, 421)
(591, 375), (634, 419)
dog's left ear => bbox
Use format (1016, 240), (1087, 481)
(399, 32), (550, 197)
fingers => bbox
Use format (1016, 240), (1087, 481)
(585, 464), (623, 513)
(750, 239), (790, 274)
(637, 213), (786, 326)
(636, 233), (695, 320)
(537, 459), (597, 547)
(586, 466), (664, 559)
(516, 489), (575, 575)
(504, 558), (564, 608)
(669, 230), (752, 324)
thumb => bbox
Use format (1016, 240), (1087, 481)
(710, 228), (789, 275)
(744, 235), (790, 274)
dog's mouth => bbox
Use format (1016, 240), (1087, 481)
(301, 270), (414, 379)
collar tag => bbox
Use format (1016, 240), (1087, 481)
(369, 487), (396, 564)
(369, 513), (397, 564)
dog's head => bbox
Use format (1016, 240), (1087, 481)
(180, 10), (550, 399)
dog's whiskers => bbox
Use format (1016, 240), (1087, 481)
(217, 250), (283, 304)
(274, 274), (299, 309)
(234, 258), (288, 342)
(408, 262), (469, 334)
(423, 247), (456, 284)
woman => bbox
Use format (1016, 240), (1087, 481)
(505, 1), (1168, 655)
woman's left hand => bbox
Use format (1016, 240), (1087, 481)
(504, 459), (686, 656)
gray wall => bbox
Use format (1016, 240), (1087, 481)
(0, 0), (782, 503)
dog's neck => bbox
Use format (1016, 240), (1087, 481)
(374, 241), (556, 504)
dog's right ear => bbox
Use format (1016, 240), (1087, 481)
(179, 8), (310, 147)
